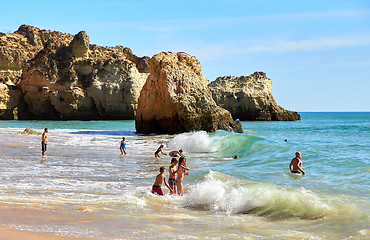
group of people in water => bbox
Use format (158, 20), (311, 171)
(121, 140), (190, 196)
(42, 131), (305, 197)
(152, 145), (190, 196)
(120, 138), (190, 196)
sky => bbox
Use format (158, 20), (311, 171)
(1, 0), (369, 112)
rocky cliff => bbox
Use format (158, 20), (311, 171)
(208, 72), (300, 121)
(0, 25), (149, 120)
(135, 52), (243, 134)
(1, 25), (300, 125)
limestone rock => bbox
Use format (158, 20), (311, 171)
(135, 52), (243, 134)
(69, 31), (89, 58)
(0, 25), (74, 119)
(0, 76), (22, 119)
(19, 128), (41, 135)
(0, 25), (150, 120)
(19, 30), (148, 120)
(208, 72), (300, 121)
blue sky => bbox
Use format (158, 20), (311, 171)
(1, 0), (369, 111)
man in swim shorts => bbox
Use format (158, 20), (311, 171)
(41, 128), (48, 156)
(152, 166), (173, 196)
(289, 152), (306, 175)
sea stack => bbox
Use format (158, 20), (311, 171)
(135, 52), (243, 134)
(208, 72), (301, 121)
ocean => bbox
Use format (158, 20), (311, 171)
(0, 112), (369, 239)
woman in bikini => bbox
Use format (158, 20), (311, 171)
(176, 157), (190, 196)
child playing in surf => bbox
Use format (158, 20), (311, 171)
(154, 144), (166, 158)
(169, 149), (185, 158)
(120, 137), (126, 155)
(176, 157), (190, 196)
(152, 166), (173, 196)
(289, 152), (306, 175)
(168, 158), (178, 195)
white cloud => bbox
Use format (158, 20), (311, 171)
(246, 35), (370, 53)
(187, 33), (370, 60)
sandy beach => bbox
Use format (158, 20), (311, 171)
(0, 227), (102, 240)
(0, 204), (103, 240)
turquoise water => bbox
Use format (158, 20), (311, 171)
(0, 112), (369, 239)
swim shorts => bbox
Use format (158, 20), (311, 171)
(152, 185), (164, 195)
(168, 178), (176, 186)
(291, 171), (301, 174)
(41, 142), (47, 152)
(169, 152), (178, 158)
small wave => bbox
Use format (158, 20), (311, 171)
(183, 171), (336, 220)
(167, 131), (260, 156)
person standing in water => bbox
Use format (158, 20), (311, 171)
(152, 166), (173, 196)
(154, 145), (166, 158)
(120, 137), (126, 155)
(289, 152), (305, 175)
(168, 158), (178, 195)
(176, 157), (190, 196)
(41, 128), (48, 157)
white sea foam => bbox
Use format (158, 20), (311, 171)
(183, 171), (333, 219)
(168, 131), (219, 153)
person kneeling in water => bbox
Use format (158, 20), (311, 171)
(152, 166), (173, 195)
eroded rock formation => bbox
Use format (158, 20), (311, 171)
(135, 52), (243, 134)
(0, 25), (149, 120)
(208, 72), (300, 121)
(1, 25), (300, 125)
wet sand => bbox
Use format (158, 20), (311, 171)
(0, 227), (102, 240)
(0, 204), (105, 240)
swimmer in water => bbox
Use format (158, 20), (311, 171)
(169, 149), (185, 158)
(289, 152), (305, 175)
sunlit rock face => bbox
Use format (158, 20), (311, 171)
(209, 72), (300, 121)
(135, 52), (243, 134)
(0, 25), (149, 120)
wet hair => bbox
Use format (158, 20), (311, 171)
(122, 137), (126, 140)
(44, 128), (48, 131)
(171, 158), (178, 164)
(160, 144), (164, 148)
(179, 149), (183, 153)
(178, 157), (186, 167)
(160, 166), (165, 172)
(234, 155), (239, 159)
